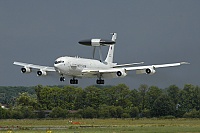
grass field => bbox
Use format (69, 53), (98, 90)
(0, 118), (200, 133)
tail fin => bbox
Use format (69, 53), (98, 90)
(105, 33), (117, 63)
(111, 33), (117, 42)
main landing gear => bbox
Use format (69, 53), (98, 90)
(96, 79), (104, 84)
(70, 78), (78, 84)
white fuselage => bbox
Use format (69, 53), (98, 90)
(54, 56), (116, 78)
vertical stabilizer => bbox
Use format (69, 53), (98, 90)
(105, 33), (117, 63)
(111, 33), (117, 42)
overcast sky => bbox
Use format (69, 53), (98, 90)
(0, 0), (199, 89)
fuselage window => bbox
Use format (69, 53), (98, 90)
(54, 61), (64, 64)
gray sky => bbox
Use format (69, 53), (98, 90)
(0, 0), (199, 89)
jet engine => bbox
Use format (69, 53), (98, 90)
(145, 67), (156, 75)
(116, 69), (127, 77)
(37, 70), (47, 76)
(21, 67), (31, 73)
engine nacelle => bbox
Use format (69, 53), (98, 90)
(21, 67), (31, 73)
(145, 67), (156, 75)
(37, 70), (47, 76)
(116, 69), (127, 77)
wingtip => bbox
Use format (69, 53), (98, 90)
(180, 62), (190, 65)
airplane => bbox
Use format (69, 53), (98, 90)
(13, 33), (189, 84)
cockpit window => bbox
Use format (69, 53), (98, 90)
(54, 60), (64, 64)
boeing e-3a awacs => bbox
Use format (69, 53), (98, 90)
(13, 33), (189, 84)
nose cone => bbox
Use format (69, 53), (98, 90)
(54, 57), (63, 67)
(54, 62), (57, 67)
(78, 39), (92, 46)
(54, 62), (59, 69)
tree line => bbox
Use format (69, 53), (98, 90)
(0, 84), (200, 119)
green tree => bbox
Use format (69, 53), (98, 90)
(116, 106), (124, 118)
(109, 106), (117, 118)
(179, 84), (200, 112)
(20, 106), (36, 118)
(98, 104), (111, 118)
(49, 107), (68, 118)
(11, 109), (23, 119)
(104, 84), (131, 108)
(146, 86), (162, 110)
(129, 89), (140, 107)
(81, 106), (97, 118)
(71, 87), (84, 110)
(138, 84), (148, 111)
(0, 86), (35, 105)
(166, 85), (180, 105)
(16, 92), (37, 108)
(183, 109), (200, 118)
(61, 86), (83, 110)
(151, 94), (175, 117)
(35, 86), (51, 109)
(34, 85), (43, 108)
(0, 107), (10, 119)
(129, 107), (139, 118)
(83, 86), (104, 109)
(166, 85), (184, 117)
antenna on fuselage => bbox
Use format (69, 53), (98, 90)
(78, 33), (117, 61)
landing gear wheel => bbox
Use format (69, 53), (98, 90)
(60, 77), (65, 82)
(96, 79), (104, 84)
(75, 79), (78, 84)
(70, 79), (78, 84)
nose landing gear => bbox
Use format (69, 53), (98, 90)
(60, 76), (65, 82)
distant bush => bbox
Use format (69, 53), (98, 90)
(121, 113), (130, 118)
(11, 110), (23, 119)
(159, 115), (176, 119)
(49, 107), (68, 118)
(81, 107), (97, 118)
(141, 109), (151, 118)
(0, 107), (11, 119)
(183, 109), (200, 118)
(130, 107), (139, 118)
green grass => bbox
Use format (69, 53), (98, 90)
(0, 118), (200, 133)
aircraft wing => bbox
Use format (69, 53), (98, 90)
(13, 61), (56, 71)
(82, 62), (189, 75)
(125, 62), (189, 74)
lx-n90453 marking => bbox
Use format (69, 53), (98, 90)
(13, 33), (189, 84)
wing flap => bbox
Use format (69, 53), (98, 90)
(136, 69), (146, 74)
(113, 62), (144, 67)
(82, 69), (99, 75)
(82, 68), (121, 75)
